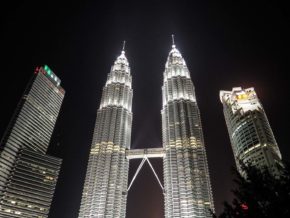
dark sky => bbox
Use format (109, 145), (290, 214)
(1, 1), (289, 217)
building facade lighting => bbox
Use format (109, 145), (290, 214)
(220, 87), (283, 176)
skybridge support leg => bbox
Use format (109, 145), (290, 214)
(127, 158), (146, 192)
(127, 156), (164, 192)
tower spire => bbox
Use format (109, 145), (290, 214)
(171, 34), (175, 48)
(122, 40), (126, 53)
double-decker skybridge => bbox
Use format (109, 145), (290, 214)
(126, 147), (165, 192)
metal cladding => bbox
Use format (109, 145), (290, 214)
(162, 44), (214, 217)
(78, 50), (133, 217)
(0, 66), (64, 217)
(220, 87), (283, 176)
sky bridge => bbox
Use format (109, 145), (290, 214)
(126, 147), (165, 192)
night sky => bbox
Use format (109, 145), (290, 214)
(1, 1), (289, 217)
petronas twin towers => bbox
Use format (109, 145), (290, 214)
(79, 50), (132, 217)
(78, 40), (214, 217)
(162, 44), (214, 217)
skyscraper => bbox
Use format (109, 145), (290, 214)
(0, 65), (65, 217)
(78, 48), (133, 217)
(220, 87), (282, 176)
(161, 41), (214, 217)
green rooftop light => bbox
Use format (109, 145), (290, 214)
(43, 65), (58, 82)
(44, 65), (52, 73)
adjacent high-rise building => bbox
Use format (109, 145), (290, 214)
(220, 87), (282, 176)
(0, 65), (65, 217)
(78, 48), (133, 217)
(161, 42), (214, 217)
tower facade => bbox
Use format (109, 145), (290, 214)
(220, 87), (282, 176)
(162, 43), (214, 217)
(78, 49), (133, 217)
(0, 65), (65, 217)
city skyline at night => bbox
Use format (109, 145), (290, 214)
(1, 1), (289, 217)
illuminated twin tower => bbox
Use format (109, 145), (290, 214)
(78, 40), (214, 217)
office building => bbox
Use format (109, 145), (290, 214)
(220, 87), (282, 176)
(0, 65), (65, 217)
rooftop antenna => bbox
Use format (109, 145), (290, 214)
(171, 34), (175, 48)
